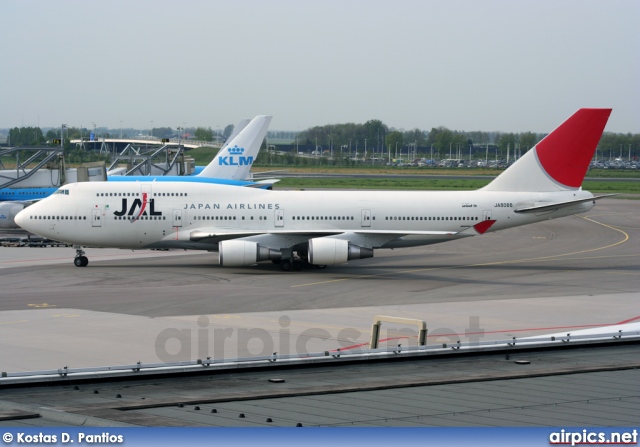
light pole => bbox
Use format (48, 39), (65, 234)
(92, 123), (96, 151)
(330, 135), (333, 158)
(485, 143), (488, 166)
(61, 124), (67, 148)
(177, 126), (183, 149)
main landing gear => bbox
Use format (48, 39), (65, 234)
(73, 247), (89, 267)
(273, 252), (327, 272)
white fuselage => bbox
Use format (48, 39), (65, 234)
(16, 181), (595, 252)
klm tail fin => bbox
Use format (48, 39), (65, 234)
(481, 109), (611, 192)
(197, 115), (272, 180)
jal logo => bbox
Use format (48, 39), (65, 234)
(113, 193), (162, 222)
(218, 145), (254, 166)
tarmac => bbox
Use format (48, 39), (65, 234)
(0, 199), (637, 373)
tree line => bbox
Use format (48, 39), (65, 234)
(5, 122), (640, 161)
(296, 121), (640, 160)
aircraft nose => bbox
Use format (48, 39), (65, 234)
(14, 209), (26, 229)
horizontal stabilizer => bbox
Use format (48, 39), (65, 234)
(514, 194), (617, 214)
(254, 179), (280, 185)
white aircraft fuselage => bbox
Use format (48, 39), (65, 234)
(17, 181), (593, 249)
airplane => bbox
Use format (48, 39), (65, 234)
(190, 118), (250, 176)
(15, 108), (613, 270)
(0, 116), (272, 229)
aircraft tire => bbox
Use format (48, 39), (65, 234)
(280, 259), (292, 271)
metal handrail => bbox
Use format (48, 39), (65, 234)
(1, 329), (637, 384)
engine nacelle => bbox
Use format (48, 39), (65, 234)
(308, 238), (374, 265)
(0, 202), (27, 229)
(219, 240), (282, 267)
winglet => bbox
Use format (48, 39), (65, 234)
(221, 119), (250, 149)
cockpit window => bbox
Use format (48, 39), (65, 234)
(54, 189), (69, 195)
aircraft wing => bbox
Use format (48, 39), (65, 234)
(514, 194), (617, 214)
(189, 229), (343, 243)
(188, 221), (495, 247)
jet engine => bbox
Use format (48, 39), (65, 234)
(0, 202), (28, 229)
(308, 238), (373, 265)
(219, 240), (282, 266)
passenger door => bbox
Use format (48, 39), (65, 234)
(92, 209), (102, 227)
(275, 209), (284, 227)
(172, 209), (183, 227)
(361, 209), (371, 227)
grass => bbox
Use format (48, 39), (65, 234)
(255, 166), (640, 179)
(275, 177), (640, 195)
(276, 177), (490, 190)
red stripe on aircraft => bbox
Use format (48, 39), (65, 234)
(473, 219), (496, 234)
(132, 192), (148, 223)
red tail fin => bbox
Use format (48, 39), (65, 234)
(536, 108), (612, 188)
(482, 109), (611, 192)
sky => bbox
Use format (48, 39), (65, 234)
(2, 0), (638, 134)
